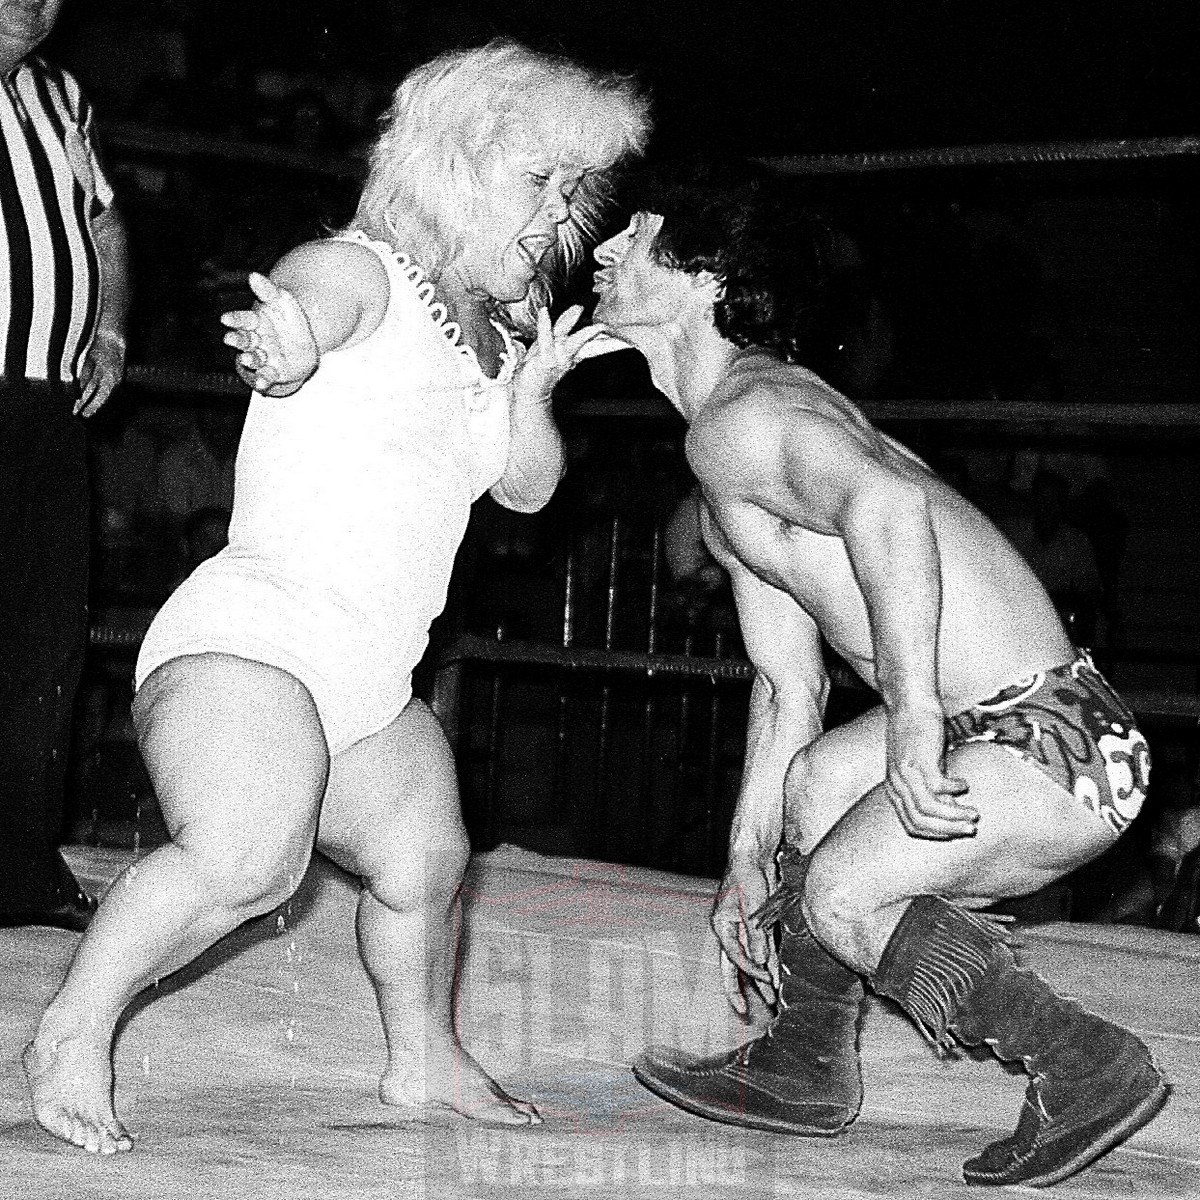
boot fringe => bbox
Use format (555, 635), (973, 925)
(874, 897), (1016, 1049)
(751, 845), (811, 932)
(752, 881), (800, 931)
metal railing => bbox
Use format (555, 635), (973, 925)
(422, 502), (1200, 878)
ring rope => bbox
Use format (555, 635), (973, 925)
(126, 363), (246, 397)
(105, 120), (362, 181)
(122, 364), (1200, 428)
(440, 633), (757, 683)
(88, 626), (1199, 724)
(760, 135), (1200, 176)
(570, 397), (1200, 428)
(107, 121), (1199, 184)
(430, 635), (1200, 724)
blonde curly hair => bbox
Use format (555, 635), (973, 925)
(350, 39), (651, 332)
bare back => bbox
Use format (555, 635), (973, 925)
(689, 351), (1075, 712)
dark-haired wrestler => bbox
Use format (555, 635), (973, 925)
(592, 160), (1165, 1187)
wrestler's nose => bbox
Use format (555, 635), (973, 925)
(545, 190), (570, 224)
(595, 234), (619, 265)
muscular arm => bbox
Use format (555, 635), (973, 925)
(725, 559), (828, 863)
(838, 459), (942, 716)
(694, 391), (975, 839)
(810, 424), (976, 836)
(708, 537), (828, 1011)
(838, 459), (975, 836)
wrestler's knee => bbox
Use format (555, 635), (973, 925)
(802, 841), (880, 961)
(366, 815), (469, 915)
(782, 745), (827, 851)
(183, 829), (313, 916)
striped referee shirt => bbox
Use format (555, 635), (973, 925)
(0, 55), (114, 384)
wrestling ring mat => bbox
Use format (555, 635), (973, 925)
(0, 844), (1195, 1200)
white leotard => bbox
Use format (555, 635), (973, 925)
(135, 232), (520, 753)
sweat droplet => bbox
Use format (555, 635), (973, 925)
(142, 1055), (151, 1077)
(276, 914), (285, 932)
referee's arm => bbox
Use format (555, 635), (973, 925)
(76, 203), (130, 417)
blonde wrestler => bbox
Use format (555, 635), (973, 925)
(24, 40), (649, 1154)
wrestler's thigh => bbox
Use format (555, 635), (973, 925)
(316, 698), (468, 901)
(813, 738), (1117, 913)
(133, 653), (329, 864)
(783, 704), (887, 851)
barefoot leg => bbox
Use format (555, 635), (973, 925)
(26, 655), (328, 1153)
(358, 887), (539, 1125)
(319, 698), (539, 1126)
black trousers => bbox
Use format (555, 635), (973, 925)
(0, 379), (89, 912)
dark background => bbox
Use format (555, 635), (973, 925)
(46, 0), (1198, 156)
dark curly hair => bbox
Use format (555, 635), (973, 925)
(624, 157), (866, 374)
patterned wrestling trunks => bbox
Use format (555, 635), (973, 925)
(945, 652), (1150, 834)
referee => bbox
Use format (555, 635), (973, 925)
(0, 0), (129, 931)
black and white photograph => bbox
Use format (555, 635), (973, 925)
(1, 2), (1196, 1196)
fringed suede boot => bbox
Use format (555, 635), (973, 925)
(632, 846), (864, 1135)
(872, 895), (1169, 1187)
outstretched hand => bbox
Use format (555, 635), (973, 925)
(884, 704), (977, 839)
(513, 305), (621, 407)
(712, 856), (780, 1017)
(221, 272), (319, 396)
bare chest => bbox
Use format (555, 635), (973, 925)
(703, 501), (860, 616)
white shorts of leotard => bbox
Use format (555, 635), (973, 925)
(136, 556), (428, 754)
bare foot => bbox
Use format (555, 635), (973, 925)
(22, 1030), (133, 1154)
(379, 1038), (540, 1127)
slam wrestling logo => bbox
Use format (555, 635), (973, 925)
(438, 849), (763, 1192)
